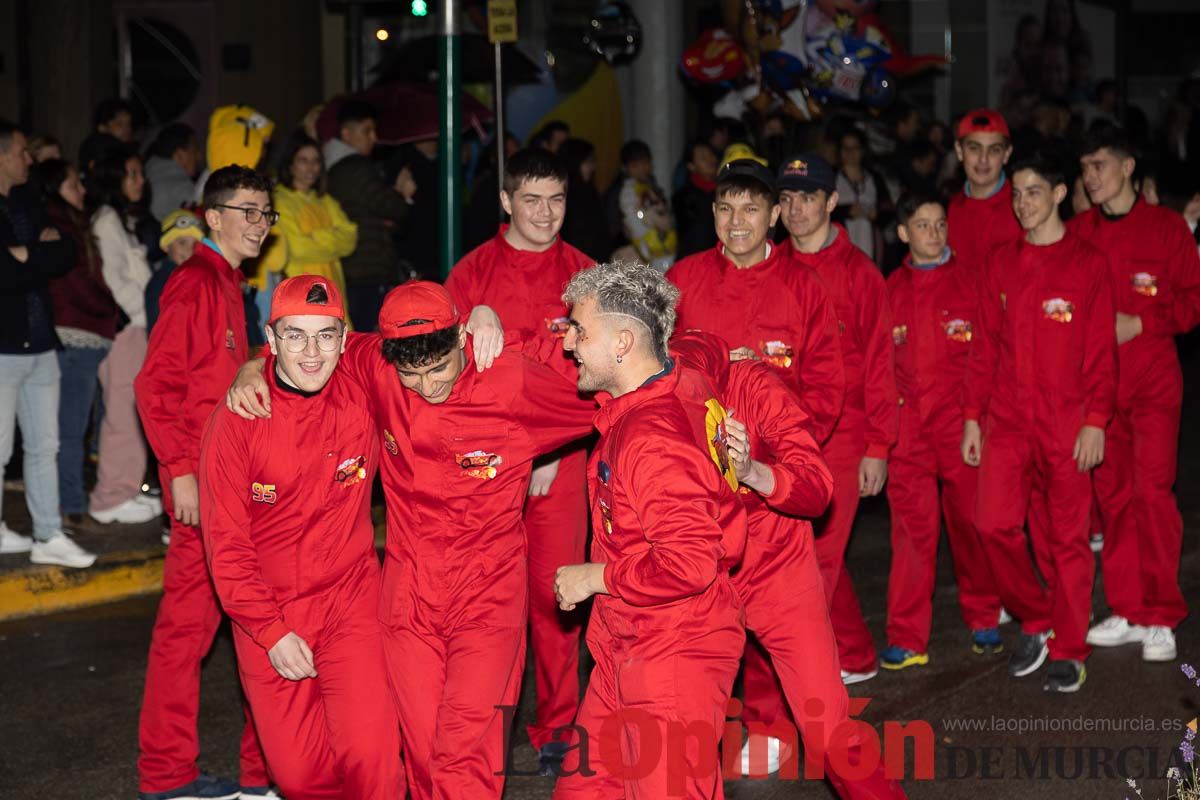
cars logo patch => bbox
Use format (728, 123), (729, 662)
(598, 496), (613, 534)
(382, 429), (398, 456)
(704, 398), (740, 491)
(943, 319), (972, 342)
(1042, 297), (1074, 323)
(225, 328), (236, 350)
(759, 340), (794, 369)
(546, 316), (571, 338)
(892, 324), (908, 346)
(456, 450), (502, 480)
(1131, 272), (1158, 297)
(335, 456), (367, 487)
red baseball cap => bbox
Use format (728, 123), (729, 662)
(379, 281), (461, 339)
(956, 108), (1010, 140)
(268, 275), (344, 325)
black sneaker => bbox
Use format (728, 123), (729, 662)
(1008, 630), (1050, 677)
(537, 741), (569, 777)
(1043, 659), (1086, 693)
(137, 773), (240, 800)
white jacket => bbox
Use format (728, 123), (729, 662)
(92, 205), (152, 328)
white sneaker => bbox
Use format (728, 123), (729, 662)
(1086, 615), (1147, 647)
(999, 607), (1014, 625)
(841, 666), (878, 685)
(0, 522), (33, 554)
(90, 496), (159, 525)
(740, 735), (789, 776)
(133, 494), (164, 516)
(31, 532), (97, 569)
(1142, 626), (1177, 662)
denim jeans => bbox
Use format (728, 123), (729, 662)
(57, 345), (106, 515)
(0, 351), (63, 539)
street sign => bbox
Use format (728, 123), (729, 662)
(487, 0), (517, 44)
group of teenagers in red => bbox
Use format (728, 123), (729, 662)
(129, 105), (1197, 800)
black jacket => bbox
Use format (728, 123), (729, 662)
(326, 154), (410, 287)
(0, 184), (77, 354)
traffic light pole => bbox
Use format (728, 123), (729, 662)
(438, 0), (462, 278)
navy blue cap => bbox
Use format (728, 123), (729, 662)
(776, 153), (836, 193)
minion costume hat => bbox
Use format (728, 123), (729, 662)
(207, 105), (275, 170)
(159, 209), (204, 250)
(720, 142), (768, 170)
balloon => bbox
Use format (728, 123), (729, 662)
(680, 29), (747, 84)
(584, 1), (642, 65)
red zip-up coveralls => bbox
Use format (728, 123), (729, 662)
(553, 361), (748, 800)
(134, 241), (268, 793)
(339, 333), (594, 800)
(946, 178), (1022, 274)
(199, 360), (402, 800)
(886, 253), (1000, 653)
(780, 226), (898, 675)
(667, 243), (845, 444)
(1071, 201), (1200, 629)
(444, 226), (595, 749)
(965, 231), (1117, 662)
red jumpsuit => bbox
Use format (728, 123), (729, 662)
(1071, 201), (1200, 628)
(340, 334), (594, 800)
(885, 254), (1000, 652)
(667, 243), (845, 444)
(781, 227), (898, 676)
(553, 361), (747, 800)
(964, 231), (1117, 662)
(444, 227), (595, 750)
(946, 179), (1022, 275)
(199, 361), (402, 800)
(134, 242), (268, 793)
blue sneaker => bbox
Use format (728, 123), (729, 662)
(971, 628), (1004, 655)
(138, 773), (241, 800)
(879, 645), (929, 670)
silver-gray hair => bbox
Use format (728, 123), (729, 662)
(562, 260), (679, 362)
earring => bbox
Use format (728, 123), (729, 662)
(616, 354), (623, 364)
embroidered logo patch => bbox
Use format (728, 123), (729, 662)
(1131, 272), (1158, 297)
(598, 496), (613, 534)
(383, 429), (398, 456)
(759, 340), (794, 369)
(892, 325), (908, 346)
(944, 319), (972, 342)
(1000, 292), (1007, 311)
(597, 460), (611, 486)
(546, 316), (571, 338)
(225, 328), (236, 350)
(1042, 297), (1075, 323)
(335, 456), (367, 487)
(251, 482), (276, 504)
(456, 450), (502, 480)
(704, 398), (739, 492)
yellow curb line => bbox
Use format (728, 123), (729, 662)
(0, 549), (165, 622)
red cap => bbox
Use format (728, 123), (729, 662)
(268, 275), (344, 325)
(379, 281), (460, 339)
(956, 108), (1010, 140)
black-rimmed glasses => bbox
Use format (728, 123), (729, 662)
(212, 204), (280, 226)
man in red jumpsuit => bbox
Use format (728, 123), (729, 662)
(776, 154), (898, 685)
(947, 109), (1021, 276)
(664, 158), (846, 775)
(1074, 127), (1200, 663)
(444, 147), (596, 775)
(134, 165), (271, 800)
(671, 333), (907, 800)
(200, 275), (402, 799)
(962, 152), (1117, 693)
(551, 262), (747, 799)
(882, 193), (1002, 671)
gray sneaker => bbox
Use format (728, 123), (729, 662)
(31, 532), (97, 569)
(1008, 630), (1051, 677)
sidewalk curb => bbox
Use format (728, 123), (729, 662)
(0, 548), (164, 622)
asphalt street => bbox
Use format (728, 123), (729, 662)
(2, 337), (1198, 799)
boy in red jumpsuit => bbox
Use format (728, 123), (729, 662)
(882, 193), (1002, 671)
(551, 262), (747, 799)
(671, 333), (907, 800)
(1074, 127), (1200, 662)
(443, 148), (595, 774)
(134, 165), (271, 800)
(200, 275), (402, 799)
(962, 152), (1117, 693)
(775, 153), (898, 685)
(947, 109), (1021, 275)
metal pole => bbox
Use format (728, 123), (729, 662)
(494, 42), (505, 220)
(439, 0), (462, 278)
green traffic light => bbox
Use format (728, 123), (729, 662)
(411, 0), (428, 16)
